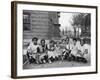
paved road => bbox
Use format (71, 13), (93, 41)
(23, 60), (90, 69)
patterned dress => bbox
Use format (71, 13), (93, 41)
(38, 44), (48, 59)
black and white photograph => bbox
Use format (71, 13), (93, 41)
(11, 1), (97, 78)
(23, 10), (91, 69)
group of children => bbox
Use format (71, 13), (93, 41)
(26, 37), (90, 64)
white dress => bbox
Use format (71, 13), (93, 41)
(71, 44), (78, 56)
(27, 42), (39, 58)
(83, 44), (91, 61)
(77, 43), (91, 61)
(76, 41), (83, 57)
(47, 45), (55, 58)
(54, 45), (62, 57)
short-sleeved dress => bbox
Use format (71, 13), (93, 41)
(27, 42), (39, 59)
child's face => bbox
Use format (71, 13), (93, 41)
(66, 38), (69, 44)
(62, 39), (65, 43)
(50, 42), (54, 46)
(73, 40), (76, 45)
(56, 41), (60, 46)
(32, 39), (37, 45)
(80, 40), (84, 45)
(41, 41), (45, 45)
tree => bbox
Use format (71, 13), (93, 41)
(71, 13), (90, 26)
(71, 13), (91, 37)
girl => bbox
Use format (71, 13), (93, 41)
(47, 40), (55, 63)
(62, 37), (71, 61)
(54, 41), (62, 60)
(70, 38), (78, 61)
(37, 39), (48, 64)
(80, 39), (90, 63)
(27, 37), (39, 64)
(75, 39), (89, 63)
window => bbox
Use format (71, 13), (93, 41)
(23, 13), (30, 31)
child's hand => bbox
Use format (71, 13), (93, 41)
(84, 49), (88, 54)
(78, 50), (81, 53)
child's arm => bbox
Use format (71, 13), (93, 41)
(27, 44), (32, 53)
